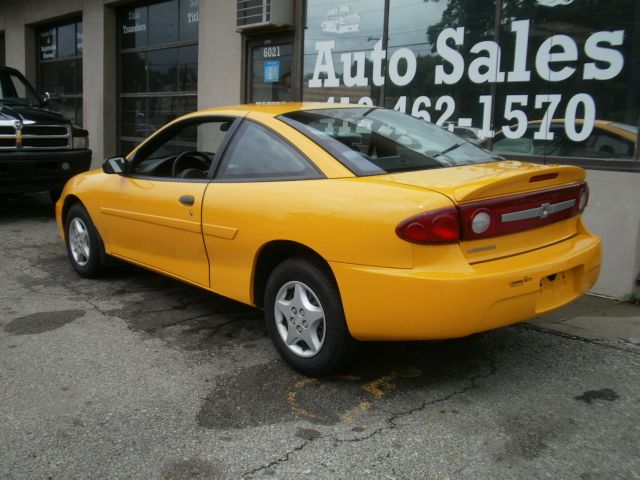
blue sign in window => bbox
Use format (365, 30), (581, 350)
(264, 60), (280, 83)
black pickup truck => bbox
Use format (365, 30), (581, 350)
(0, 66), (91, 202)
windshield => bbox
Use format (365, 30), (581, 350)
(279, 108), (497, 176)
(0, 70), (41, 108)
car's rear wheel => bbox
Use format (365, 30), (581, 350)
(264, 257), (353, 375)
(65, 203), (105, 278)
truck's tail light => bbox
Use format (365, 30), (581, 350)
(396, 207), (460, 244)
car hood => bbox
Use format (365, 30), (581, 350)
(0, 103), (70, 126)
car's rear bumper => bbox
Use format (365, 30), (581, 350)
(0, 149), (92, 193)
(330, 227), (601, 341)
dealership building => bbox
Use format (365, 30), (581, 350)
(0, 0), (638, 298)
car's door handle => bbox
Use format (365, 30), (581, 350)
(178, 195), (195, 206)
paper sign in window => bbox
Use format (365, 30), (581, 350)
(264, 60), (280, 83)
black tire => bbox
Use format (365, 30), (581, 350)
(64, 203), (105, 278)
(264, 257), (354, 376)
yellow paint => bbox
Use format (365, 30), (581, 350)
(287, 391), (330, 422)
(362, 367), (423, 398)
(294, 378), (318, 389)
(341, 401), (373, 425)
(56, 102), (601, 341)
(363, 375), (397, 398)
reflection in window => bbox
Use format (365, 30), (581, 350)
(37, 19), (83, 125)
(148, 48), (179, 93)
(249, 41), (293, 102)
(131, 118), (231, 179)
(303, 0), (385, 104)
(217, 122), (320, 180)
(302, 0), (639, 166)
(119, 0), (199, 155)
(148, 1), (179, 45)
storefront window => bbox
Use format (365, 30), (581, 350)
(37, 19), (83, 126)
(491, 0), (639, 166)
(119, 0), (199, 154)
(302, 0), (639, 170)
(385, 0), (498, 133)
(303, 0), (385, 105)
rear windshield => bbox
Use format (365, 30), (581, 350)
(278, 108), (497, 176)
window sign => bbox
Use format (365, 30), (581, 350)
(76, 22), (83, 54)
(303, 0), (639, 166)
(264, 60), (280, 82)
(180, 0), (199, 42)
(303, 0), (385, 105)
(121, 6), (148, 49)
(39, 28), (56, 60)
(37, 20), (83, 125)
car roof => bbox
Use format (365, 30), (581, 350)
(192, 102), (370, 118)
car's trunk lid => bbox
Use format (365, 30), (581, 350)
(375, 161), (587, 263)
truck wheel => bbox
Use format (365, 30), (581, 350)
(264, 257), (354, 376)
(64, 203), (105, 278)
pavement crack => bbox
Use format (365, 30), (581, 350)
(238, 360), (497, 477)
(518, 323), (640, 355)
(240, 439), (314, 479)
(338, 359), (498, 445)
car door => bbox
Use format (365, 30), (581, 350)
(201, 118), (323, 302)
(98, 116), (239, 287)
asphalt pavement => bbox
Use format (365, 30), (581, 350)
(1, 193), (639, 480)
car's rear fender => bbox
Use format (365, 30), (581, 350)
(201, 177), (455, 305)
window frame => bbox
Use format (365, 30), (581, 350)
(117, 0), (199, 154)
(212, 118), (326, 183)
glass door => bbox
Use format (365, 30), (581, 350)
(246, 36), (293, 103)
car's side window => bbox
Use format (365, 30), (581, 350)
(216, 121), (321, 181)
(130, 118), (234, 179)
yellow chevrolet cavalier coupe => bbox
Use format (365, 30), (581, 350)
(56, 103), (601, 375)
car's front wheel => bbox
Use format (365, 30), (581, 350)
(65, 203), (105, 278)
(264, 258), (353, 375)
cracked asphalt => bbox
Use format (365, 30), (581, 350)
(1, 193), (639, 480)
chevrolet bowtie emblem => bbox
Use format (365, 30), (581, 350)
(501, 199), (576, 223)
(539, 203), (551, 219)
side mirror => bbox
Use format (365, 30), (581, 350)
(103, 156), (126, 175)
(41, 92), (51, 107)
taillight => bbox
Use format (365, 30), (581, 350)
(396, 207), (460, 244)
(578, 184), (589, 212)
(397, 182), (588, 244)
(470, 209), (492, 234)
(459, 182), (587, 240)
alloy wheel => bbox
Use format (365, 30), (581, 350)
(274, 280), (326, 358)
